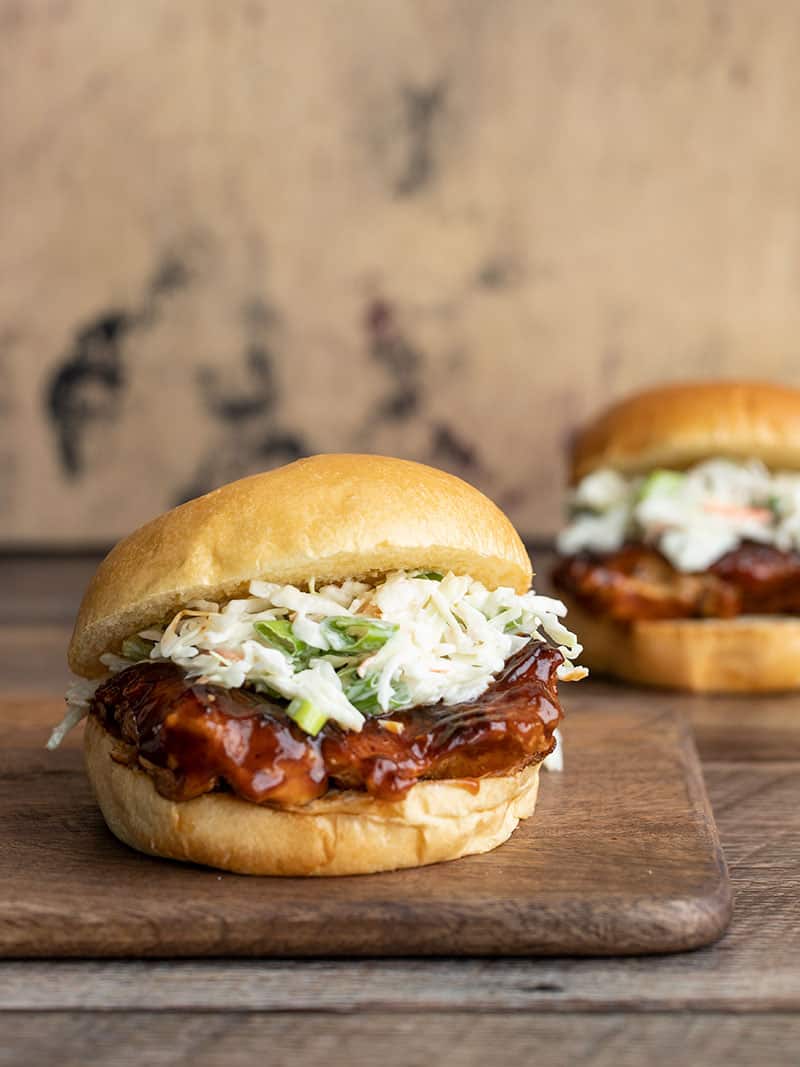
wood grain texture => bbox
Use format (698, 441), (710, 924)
(5, 3), (800, 544)
(2, 763), (797, 1013)
(1, 556), (98, 624)
(569, 679), (800, 763)
(0, 703), (730, 957)
(1, 1012), (799, 1067)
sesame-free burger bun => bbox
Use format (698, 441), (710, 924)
(85, 716), (542, 876)
(564, 600), (800, 692)
(571, 381), (800, 482)
(70, 454), (531, 677)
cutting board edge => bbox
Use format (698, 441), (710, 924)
(0, 864), (733, 959)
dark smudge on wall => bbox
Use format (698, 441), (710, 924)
(175, 296), (308, 504)
(394, 83), (446, 197)
(359, 297), (481, 482)
(45, 313), (130, 477)
(43, 244), (198, 478)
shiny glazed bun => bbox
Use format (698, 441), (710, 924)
(563, 601), (800, 692)
(570, 380), (800, 482)
(70, 454), (531, 676)
(85, 717), (541, 876)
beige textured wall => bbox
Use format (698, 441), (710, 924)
(3, 0), (800, 545)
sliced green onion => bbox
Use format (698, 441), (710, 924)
(287, 697), (328, 736)
(387, 678), (410, 710)
(254, 619), (319, 668)
(636, 469), (685, 502)
(338, 666), (410, 714)
(414, 570), (444, 581)
(504, 616), (523, 634)
(121, 635), (155, 661)
(254, 618), (304, 654)
(321, 617), (398, 654)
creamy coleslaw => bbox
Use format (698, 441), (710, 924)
(49, 570), (585, 746)
(558, 459), (800, 573)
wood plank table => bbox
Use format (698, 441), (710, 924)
(2, 556), (799, 1066)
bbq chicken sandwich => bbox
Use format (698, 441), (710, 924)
(554, 381), (800, 692)
(50, 454), (585, 875)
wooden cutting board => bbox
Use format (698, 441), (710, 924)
(0, 698), (731, 957)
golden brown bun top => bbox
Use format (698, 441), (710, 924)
(69, 454), (531, 676)
(570, 380), (800, 482)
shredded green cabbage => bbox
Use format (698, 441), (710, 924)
(559, 458), (800, 571)
(89, 570), (585, 735)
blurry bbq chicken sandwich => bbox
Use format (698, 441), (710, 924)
(554, 381), (800, 692)
(50, 455), (585, 875)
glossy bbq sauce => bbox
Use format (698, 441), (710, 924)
(92, 642), (565, 808)
(553, 540), (800, 620)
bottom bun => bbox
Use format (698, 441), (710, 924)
(84, 716), (542, 876)
(566, 601), (800, 692)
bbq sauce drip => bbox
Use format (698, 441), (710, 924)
(91, 642), (564, 808)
